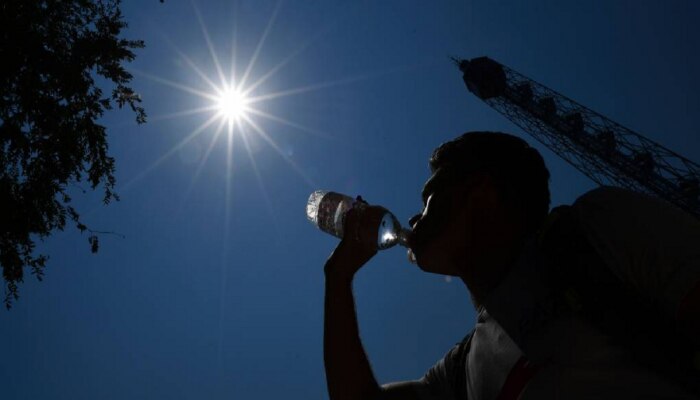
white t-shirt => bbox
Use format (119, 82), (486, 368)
(417, 187), (700, 400)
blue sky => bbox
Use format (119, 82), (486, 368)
(2, 1), (700, 399)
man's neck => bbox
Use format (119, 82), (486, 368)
(460, 234), (527, 306)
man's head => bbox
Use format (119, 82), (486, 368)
(409, 132), (550, 298)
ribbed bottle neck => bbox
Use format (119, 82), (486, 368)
(398, 228), (412, 248)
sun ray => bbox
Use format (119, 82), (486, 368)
(178, 118), (228, 213)
(246, 62), (436, 104)
(245, 107), (329, 138)
(245, 74), (371, 104)
(239, 121), (280, 236)
(228, 0), (239, 89)
(240, 113), (316, 188)
(192, 1), (228, 88)
(238, 0), (283, 90)
(238, 7), (341, 99)
(121, 114), (220, 191)
(223, 119), (235, 234)
(148, 105), (218, 123)
(216, 238), (229, 370)
(217, 112), (236, 366)
(241, 47), (299, 98)
(241, 28), (322, 97)
(133, 69), (219, 102)
(247, 107), (374, 154)
(157, 32), (222, 94)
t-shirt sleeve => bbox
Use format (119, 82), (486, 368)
(573, 186), (700, 318)
(415, 341), (467, 400)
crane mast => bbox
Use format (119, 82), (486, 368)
(455, 56), (700, 219)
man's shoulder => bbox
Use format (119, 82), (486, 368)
(416, 330), (475, 400)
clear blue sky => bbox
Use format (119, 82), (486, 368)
(2, 1), (700, 398)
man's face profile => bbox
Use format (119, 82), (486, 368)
(409, 170), (471, 277)
(409, 167), (521, 301)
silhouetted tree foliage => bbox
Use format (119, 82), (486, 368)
(0, 0), (145, 308)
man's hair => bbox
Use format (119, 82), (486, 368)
(430, 131), (551, 234)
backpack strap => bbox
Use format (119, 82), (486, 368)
(452, 329), (474, 400)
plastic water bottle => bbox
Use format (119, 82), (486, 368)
(306, 190), (410, 250)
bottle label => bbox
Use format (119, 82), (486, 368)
(317, 192), (352, 238)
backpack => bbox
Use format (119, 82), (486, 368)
(539, 204), (700, 396)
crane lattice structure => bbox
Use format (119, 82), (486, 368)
(455, 56), (700, 219)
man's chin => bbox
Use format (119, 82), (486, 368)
(409, 250), (459, 276)
(408, 246), (436, 271)
(409, 251), (440, 274)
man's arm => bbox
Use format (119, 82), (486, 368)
(324, 271), (427, 400)
(324, 270), (381, 400)
(322, 206), (427, 400)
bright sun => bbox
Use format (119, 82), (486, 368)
(129, 1), (358, 362)
(216, 87), (249, 122)
(129, 1), (325, 195)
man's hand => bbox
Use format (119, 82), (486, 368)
(324, 203), (387, 282)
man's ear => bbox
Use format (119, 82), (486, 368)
(463, 172), (502, 210)
(447, 172), (502, 226)
(465, 173), (526, 242)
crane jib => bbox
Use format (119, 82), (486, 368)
(454, 56), (700, 220)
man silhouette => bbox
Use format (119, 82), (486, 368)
(322, 132), (700, 399)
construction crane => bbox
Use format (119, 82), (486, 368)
(454, 56), (700, 219)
